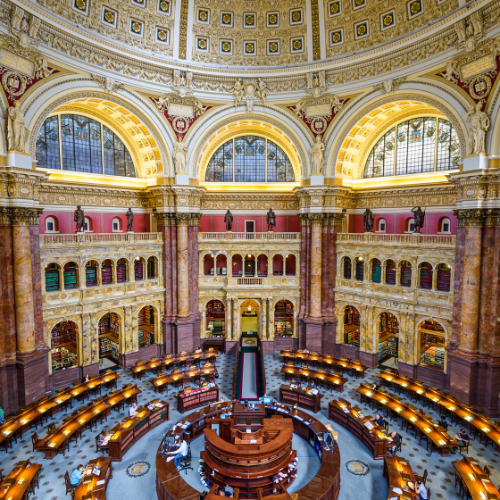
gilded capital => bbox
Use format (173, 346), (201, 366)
(154, 213), (176, 226)
(454, 208), (487, 227)
(9, 207), (43, 226)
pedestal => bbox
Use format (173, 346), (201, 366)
(6, 152), (33, 170)
(175, 174), (190, 185)
(463, 154), (488, 171)
(16, 352), (48, 408)
(175, 319), (195, 352)
(310, 174), (324, 185)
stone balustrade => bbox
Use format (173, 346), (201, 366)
(337, 232), (455, 247)
(40, 232), (162, 247)
(199, 232), (300, 242)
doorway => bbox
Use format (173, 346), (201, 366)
(240, 299), (260, 337)
(377, 312), (399, 368)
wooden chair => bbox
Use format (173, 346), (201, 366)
(484, 465), (491, 477)
(64, 471), (76, 498)
(95, 434), (108, 454)
(31, 432), (39, 452)
(458, 441), (469, 455)
(416, 469), (428, 485)
(47, 422), (56, 433)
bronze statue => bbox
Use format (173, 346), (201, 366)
(363, 209), (374, 232)
(74, 205), (84, 233)
(224, 210), (233, 231)
(411, 206), (426, 233)
(266, 208), (276, 232)
(126, 208), (134, 232)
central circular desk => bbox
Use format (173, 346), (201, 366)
(156, 402), (341, 500)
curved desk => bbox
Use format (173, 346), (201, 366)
(156, 402), (341, 500)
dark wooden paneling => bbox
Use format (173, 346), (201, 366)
(122, 344), (160, 369)
(16, 354), (48, 407)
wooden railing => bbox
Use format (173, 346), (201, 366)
(200, 232), (300, 241)
(336, 233), (455, 247)
(40, 232), (162, 246)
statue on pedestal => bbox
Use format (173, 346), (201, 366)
(266, 208), (276, 232)
(411, 207), (426, 233)
(74, 205), (84, 233)
(363, 209), (374, 232)
(465, 102), (490, 155)
(173, 136), (188, 175)
(310, 135), (325, 175)
(224, 210), (233, 231)
(126, 208), (134, 232)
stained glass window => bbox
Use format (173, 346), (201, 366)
(205, 135), (295, 182)
(35, 114), (136, 177)
(35, 115), (60, 170)
(364, 117), (460, 178)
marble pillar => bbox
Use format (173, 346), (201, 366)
(261, 298), (267, 340)
(233, 300), (240, 340)
(177, 219), (190, 318)
(226, 299), (232, 340)
(309, 216), (323, 319)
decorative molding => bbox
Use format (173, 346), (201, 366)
(311, 0), (320, 61)
(201, 193), (298, 211)
(178, 0), (188, 59)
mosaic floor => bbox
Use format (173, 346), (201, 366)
(3, 353), (499, 500)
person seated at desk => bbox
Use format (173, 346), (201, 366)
(452, 429), (470, 454)
(98, 429), (110, 447)
(416, 480), (428, 500)
(303, 348), (309, 354)
(438, 415), (449, 430)
(372, 382), (380, 391)
(166, 439), (188, 468)
(81, 374), (90, 383)
(129, 402), (138, 418)
(374, 414), (385, 428)
(203, 361), (211, 368)
(70, 464), (86, 486)
(388, 431), (402, 454)
(260, 393), (271, 405)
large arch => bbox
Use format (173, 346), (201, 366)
(24, 79), (174, 177)
(186, 105), (313, 180)
(325, 88), (469, 180)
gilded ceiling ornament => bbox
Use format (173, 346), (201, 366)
(374, 77), (405, 95)
(232, 78), (267, 112)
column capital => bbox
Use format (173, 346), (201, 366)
(8, 207), (43, 226)
(454, 208), (500, 227)
(154, 212), (176, 226)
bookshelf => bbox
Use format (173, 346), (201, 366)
(400, 263), (412, 287)
(419, 320), (446, 369)
(372, 263), (381, 283)
(147, 258), (156, 279)
(51, 321), (77, 347)
(134, 260), (144, 281)
(355, 261), (364, 281)
(51, 344), (77, 371)
(437, 265), (451, 292)
(63, 264), (77, 289)
(274, 300), (294, 337)
(101, 263), (112, 285)
(138, 306), (155, 348)
(99, 338), (119, 360)
(344, 306), (360, 346)
(419, 263), (432, 289)
(343, 259), (352, 279)
(386, 262), (396, 285)
(117, 260), (127, 283)
(86, 261), (98, 287)
(45, 264), (59, 292)
(206, 301), (226, 336)
(378, 312), (399, 363)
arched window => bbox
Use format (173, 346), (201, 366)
(364, 117), (460, 178)
(377, 218), (386, 233)
(45, 216), (58, 233)
(112, 217), (121, 232)
(354, 257), (364, 281)
(84, 217), (92, 232)
(36, 114), (136, 177)
(205, 135), (295, 182)
(371, 259), (381, 283)
(343, 257), (352, 279)
(406, 218), (415, 233)
(439, 217), (451, 234)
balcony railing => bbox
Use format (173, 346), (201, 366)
(40, 232), (163, 247)
(199, 232), (300, 242)
(336, 233), (455, 247)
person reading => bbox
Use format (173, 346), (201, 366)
(452, 429), (469, 453)
(98, 429), (110, 447)
(416, 480), (428, 500)
(129, 402), (138, 418)
(374, 414), (385, 427)
(70, 465), (85, 486)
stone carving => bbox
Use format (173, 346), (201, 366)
(224, 210), (233, 232)
(411, 207), (426, 233)
(456, 11), (484, 53)
(374, 77), (405, 95)
(465, 101), (490, 155)
(91, 74), (125, 93)
(126, 208), (134, 232)
(7, 101), (29, 152)
(363, 209), (374, 232)
(266, 208), (276, 232)
(74, 205), (84, 232)
(35, 56), (53, 79)
(173, 137), (188, 175)
(310, 135), (325, 175)
(232, 79), (268, 112)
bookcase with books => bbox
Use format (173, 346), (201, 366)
(86, 261), (98, 287)
(101, 260), (112, 285)
(99, 338), (119, 360)
(51, 321), (77, 347)
(63, 263), (77, 289)
(117, 259), (127, 283)
(419, 263), (432, 289)
(344, 306), (360, 346)
(274, 300), (294, 337)
(45, 263), (59, 292)
(377, 313), (399, 363)
(138, 306), (155, 348)
(134, 259), (144, 281)
(419, 320), (446, 369)
(51, 345), (77, 371)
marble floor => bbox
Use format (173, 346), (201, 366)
(3, 353), (499, 500)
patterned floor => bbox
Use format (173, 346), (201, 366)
(2, 353), (499, 500)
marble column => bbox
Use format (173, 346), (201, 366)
(111, 263), (117, 284)
(233, 300), (240, 341)
(261, 298), (267, 340)
(267, 298), (274, 341)
(58, 267), (65, 291)
(176, 217), (190, 318)
(309, 215), (323, 319)
(226, 299), (232, 340)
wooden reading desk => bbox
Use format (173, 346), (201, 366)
(378, 370), (500, 449)
(279, 384), (323, 413)
(132, 350), (219, 379)
(328, 399), (393, 459)
(0, 460), (42, 500)
(35, 384), (141, 458)
(176, 385), (219, 413)
(453, 456), (500, 500)
(280, 364), (345, 393)
(383, 454), (418, 499)
(356, 383), (457, 456)
(0, 371), (119, 447)
(74, 457), (113, 500)
(151, 365), (217, 393)
(279, 350), (366, 377)
(107, 400), (169, 461)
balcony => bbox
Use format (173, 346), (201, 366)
(199, 275), (300, 288)
(199, 232), (300, 242)
(337, 233), (455, 248)
(40, 232), (162, 248)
